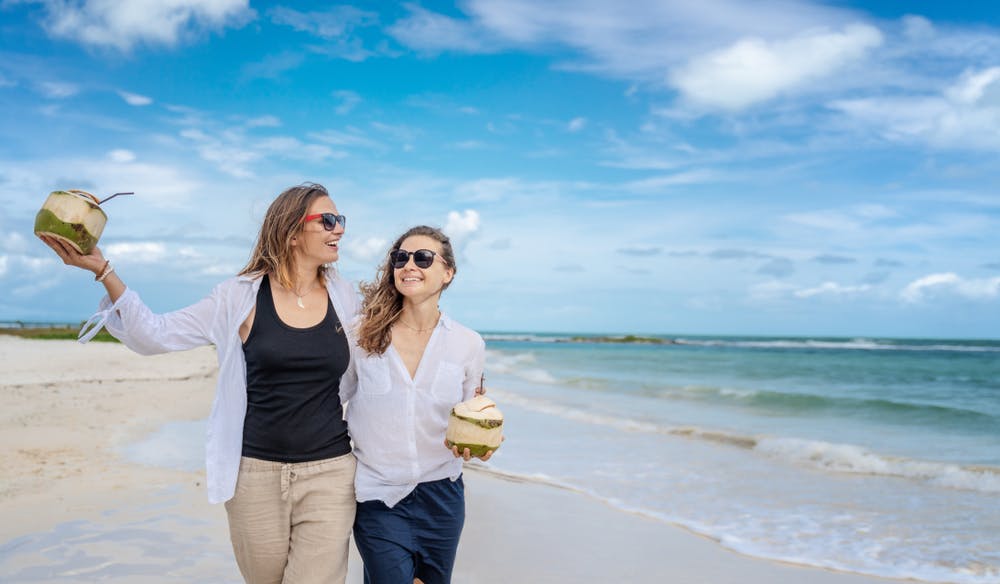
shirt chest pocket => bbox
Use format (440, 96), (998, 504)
(358, 355), (391, 396)
(430, 362), (464, 404)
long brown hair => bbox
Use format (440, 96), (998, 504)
(238, 183), (331, 289)
(357, 225), (457, 355)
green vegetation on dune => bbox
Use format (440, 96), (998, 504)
(568, 334), (673, 344)
(0, 325), (119, 343)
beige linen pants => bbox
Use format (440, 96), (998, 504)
(225, 453), (357, 584)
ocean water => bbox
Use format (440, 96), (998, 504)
(480, 334), (1000, 584)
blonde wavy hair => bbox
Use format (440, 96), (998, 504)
(239, 183), (332, 289)
(357, 225), (456, 355)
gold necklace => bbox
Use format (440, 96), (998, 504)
(289, 279), (321, 309)
(398, 311), (440, 333)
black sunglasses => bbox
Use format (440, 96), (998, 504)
(390, 248), (442, 269)
(302, 213), (346, 231)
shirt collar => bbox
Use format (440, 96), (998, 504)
(438, 312), (454, 330)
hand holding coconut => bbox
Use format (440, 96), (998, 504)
(35, 189), (131, 300)
(446, 394), (504, 462)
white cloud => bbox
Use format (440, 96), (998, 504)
(624, 169), (718, 192)
(452, 140), (486, 150)
(444, 209), (481, 256)
(831, 67), (1000, 150)
(391, 0), (857, 82)
(370, 121), (419, 146)
(346, 237), (389, 262)
(246, 115), (281, 128)
(901, 273), (1000, 303)
(0, 255), (7, 277)
(749, 280), (799, 301)
(2, 233), (31, 255)
(241, 52), (305, 80)
(201, 263), (242, 276)
(180, 128), (260, 179)
(309, 129), (381, 149)
(118, 90), (152, 106)
(446, 210), (481, 237)
(268, 5), (380, 61)
(902, 15), (934, 41)
(783, 205), (881, 233)
(103, 242), (167, 263)
(40, 0), (254, 51)
(39, 81), (79, 98)
(175, 119), (348, 178)
(451, 177), (572, 203)
(670, 24), (882, 110)
(567, 117), (587, 132)
(256, 137), (340, 162)
(387, 4), (495, 54)
(269, 5), (376, 39)
(944, 67), (1000, 104)
(454, 178), (522, 202)
(853, 204), (897, 220)
(108, 149), (136, 163)
(334, 90), (362, 115)
(795, 281), (871, 298)
(1, 152), (204, 211)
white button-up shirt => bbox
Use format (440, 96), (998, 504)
(81, 269), (359, 504)
(341, 313), (485, 508)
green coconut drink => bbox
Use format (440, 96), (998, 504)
(34, 190), (108, 254)
(446, 395), (503, 457)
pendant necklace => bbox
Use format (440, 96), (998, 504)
(291, 279), (320, 309)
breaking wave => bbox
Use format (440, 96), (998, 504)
(657, 385), (998, 426)
(491, 390), (1000, 494)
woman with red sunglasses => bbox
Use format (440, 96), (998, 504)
(341, 225), (494, 584)
(39, 183), (359, 584)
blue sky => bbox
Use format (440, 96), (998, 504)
(1, 0), (999, 338)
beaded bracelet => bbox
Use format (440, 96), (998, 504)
(95, 260), (114, 282)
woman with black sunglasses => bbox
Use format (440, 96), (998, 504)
(38, 183), (359, 584)
(341, 225), (493, 584)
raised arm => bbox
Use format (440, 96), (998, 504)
(39, 235), (220, 354)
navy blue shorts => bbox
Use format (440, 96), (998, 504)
(353, 476), (465, 584)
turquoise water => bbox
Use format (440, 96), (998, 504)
(481, 334), (1000, 583)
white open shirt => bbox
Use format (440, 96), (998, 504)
(341, 313), (485, 508)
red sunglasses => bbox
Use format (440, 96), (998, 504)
(302, 213), (346, 231)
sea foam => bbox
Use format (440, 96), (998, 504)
(493, 389), (1000, 494)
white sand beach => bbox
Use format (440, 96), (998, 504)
(0, 336), (898, 583)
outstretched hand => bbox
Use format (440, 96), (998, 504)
(38, 235), (106, 275)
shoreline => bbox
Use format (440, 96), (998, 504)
(1, 337), (901, 583)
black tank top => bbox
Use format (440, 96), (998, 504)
(241, 274), (351, 462)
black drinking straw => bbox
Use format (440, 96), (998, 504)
(98, 191), (134, 205)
